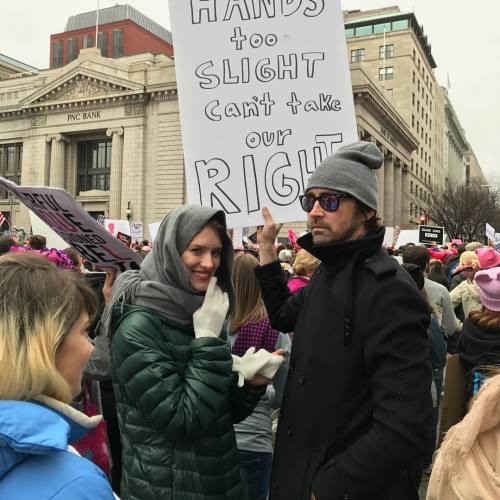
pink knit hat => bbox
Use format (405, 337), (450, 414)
(475, 267), (500, 311)
(475, 247), (500, 270)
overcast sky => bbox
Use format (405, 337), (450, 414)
(1, 0), (498, 181)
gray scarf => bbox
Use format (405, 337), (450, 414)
(107, 205), (235, 328)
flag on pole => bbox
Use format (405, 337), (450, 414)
(0, 211), (8, 229)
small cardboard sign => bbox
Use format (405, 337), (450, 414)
(0, 177), (142, 272)
(116, 231), (132, 247)
(418, 225), (445, 245)
(486, 223), (496, 242)
(130, 222), (143, 243)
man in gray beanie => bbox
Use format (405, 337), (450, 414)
(255, 141), (432, 500)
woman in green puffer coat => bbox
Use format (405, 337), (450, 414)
(108, 206), (267, 500)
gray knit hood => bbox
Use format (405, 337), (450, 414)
(108, 205), (235, 328)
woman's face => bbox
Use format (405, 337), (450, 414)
(55, 312), (94, 398)
(181, 226), (223, 292)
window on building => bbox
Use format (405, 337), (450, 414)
(410, 181), (413, 194)
(112, 29), (124, 58)
(351, 48), (365, 62)
(417, 79), (420, 91)
(412, 93), (415, 105)
(410, 202), (413, 217)
(77, 140), (112, 192)
(52, 40), (63, 67)
(83, 34), (93, 48)
(379, 44), (394, 58)
(412, 115), (415, 127)
(392, 19), (409, 30)
(417, 101), (420, 112)
(412, 49), (416, 61)
(0, 143), (22, 200)
(379, 66), (394, 80)
(345, 28), (355, 38)
(429, 119), (432, 130)
(429, 138), (432, 148)
(373, 22), (392, 34)
(413, 71), (415, 83)
(429, 175), (432, 185)
(417, 122), (419, 133)
(67, 38), (78, 62)
(97, 31), (108, 57)
(355, 25), (373, 37)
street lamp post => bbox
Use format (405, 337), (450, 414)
(125, 201), (132, 221)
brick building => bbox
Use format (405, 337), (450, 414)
(50, 4), (173, 68)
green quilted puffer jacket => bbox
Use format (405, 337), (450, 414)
(111, 304), (265, 500)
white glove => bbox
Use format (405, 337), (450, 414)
(232, 347), (284, 387)
(193, 277), (229, 339)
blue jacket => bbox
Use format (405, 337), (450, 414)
(0, 397), (115, 499)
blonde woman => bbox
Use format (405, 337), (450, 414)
(229, 252), (290, 500)
(0, 252), (115, 499)
(287, 249), (320, 294)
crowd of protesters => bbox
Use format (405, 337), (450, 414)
(1, 141), (500, 500)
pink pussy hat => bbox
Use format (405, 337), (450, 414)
(475, 247), (500, 270)
(475, 266), (500, 311)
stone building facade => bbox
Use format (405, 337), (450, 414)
(0, 48), (183, 234)
(344, 6), (443, 225)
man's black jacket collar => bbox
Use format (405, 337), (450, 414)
(297, 226), (385, 272)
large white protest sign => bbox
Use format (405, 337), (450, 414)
(169, 0), (357, 228)
(104, 219), (131, 237)
(0, 177), (142, 272)
(29, 210), (68, 249)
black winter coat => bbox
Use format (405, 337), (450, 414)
(458, 317), (500, 371)
(255, 229), (433, 500)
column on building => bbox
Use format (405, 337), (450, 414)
(393, 158), (403, 227)
(373, 141), (385, 219)
(383, 153), (395, 226)
(402, 164), (409, 225)
(106, 127), (124, 219)
(46, 134), (70, 188)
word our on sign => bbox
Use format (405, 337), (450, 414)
(0, 177), (142, 272)
(168, 0), (357, 228)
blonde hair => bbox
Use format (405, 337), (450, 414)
(0, 252), (97, 403)
(229, 252), (267, 334)
(292, 249), (320, 277)
(460, 250), (479, 268)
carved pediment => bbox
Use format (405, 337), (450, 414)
(21, 66), (145, 109)
(35, 75), (130, 103)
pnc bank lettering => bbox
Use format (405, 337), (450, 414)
(67, 111), (102, 122)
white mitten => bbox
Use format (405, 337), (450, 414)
(231, 347), (284, 387)
(193, 277), (229, 339)
(258, 354), (284, 380)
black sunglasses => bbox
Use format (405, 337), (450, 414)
(299, 192), (351, 212)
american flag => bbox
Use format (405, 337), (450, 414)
(0, 212), (8, 229)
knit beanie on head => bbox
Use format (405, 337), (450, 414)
(306, 141), (384, 211)
(465, 241), (483, 252)
(475, 267), (500, 311)
(475, 247), (500, 270)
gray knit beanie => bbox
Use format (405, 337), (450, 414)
(306, 141), (383, 211)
